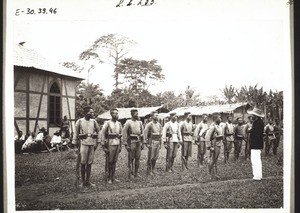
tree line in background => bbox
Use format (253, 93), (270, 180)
(62, 33), (283, 124)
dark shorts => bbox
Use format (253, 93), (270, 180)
(182, 141), (192, 157)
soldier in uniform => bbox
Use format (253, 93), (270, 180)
(162, 112), (182, 173)
(233, 117), (245, 161)
(223, 115), (234, 163)
(101, 108), (122, 184)
(180, 112), (194, 170)
(144, 111), (163, 176)
(72, 106), (101, 188)
(264, 119), (276, 155)
(244, 115), (253, 160)
(122, 109), (144, 179)
(273, 119), (281, 155)
(193, 114), (209, 167)
(205, 113), (224, 179)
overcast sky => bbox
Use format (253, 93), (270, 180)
(12, 0), (290, 99)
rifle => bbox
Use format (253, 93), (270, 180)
(146, 124), (153, 176)
(75, 141), (81, 189)
(165, 125), (172, 171)
(127, 123), (133, 179)
(104, 149), (109, 184)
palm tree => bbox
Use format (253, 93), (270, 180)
(221, 85), (236, 104)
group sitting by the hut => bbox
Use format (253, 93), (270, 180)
(15, 117), (72, 153)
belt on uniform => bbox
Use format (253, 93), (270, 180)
(152, 135), (161, 140)
(130, 135), (141, 140)
(183, 132), (192, 136)
(107, 134), (119, 139)
(225, 134), (233, 136)
(79, 133), (97, 139)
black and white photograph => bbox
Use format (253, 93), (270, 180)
(4, 0), (293, 212)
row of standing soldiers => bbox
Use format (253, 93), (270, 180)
(72, 106), (281, 188)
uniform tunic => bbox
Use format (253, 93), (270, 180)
(180, 121), (193, 142)
(234, 124), (244, 156)
(234, 125), (244, 139)
(194, 122), (209, 142)
(72, 118), (101, 146)
(224, 122), (235, 142)
(101, 120), (122, 163)
(144, 121), (162, 143)
(180, 121), (193, 157)
(162, 121), (182, 143)
(122, 119), (144, 163)
(264, 124), (275, 139)
(122, 120), (144, 145)
(194, 121), (209, 156)
(144, 121), (162, 160)
(162, 121), (182, 160)
(205, 123), (224, 147)
(101, 120), (122, 146)
(244, 122), (252, 140)
(72, 117), (101, 164)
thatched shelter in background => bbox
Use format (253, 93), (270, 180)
(170, 103), (252, 125)
(98, 105), (169, 125)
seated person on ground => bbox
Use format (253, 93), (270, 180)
(21, 132), (36, 152)
(50, 130), (62, 151)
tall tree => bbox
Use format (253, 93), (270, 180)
(115, 58), (164, 107)
(79, 49), (103, 84)
(85, 34), (137, 89)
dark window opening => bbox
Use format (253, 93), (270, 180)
(50, 82), (60, 93)
(49, 81), (61, 126)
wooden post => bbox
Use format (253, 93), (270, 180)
(63, 79), (73, 133)
(34, 75), (46, 133)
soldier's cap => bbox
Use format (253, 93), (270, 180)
(202, 113), (208, 117)
(83, 106), (93, 113)
(169, 112), (176, 116)
(227, 114), (233, 119)
(110, 108), (118, 112)
(151, 111), (158, 116)
(236, 117), (242, 121)
(54, 130), (60, 135)
(39, 127), (46, 132)
(130, 109), (138, 113)
(184, 112), (191, 116)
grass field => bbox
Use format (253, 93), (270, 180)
(15, 140), (283, 210)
